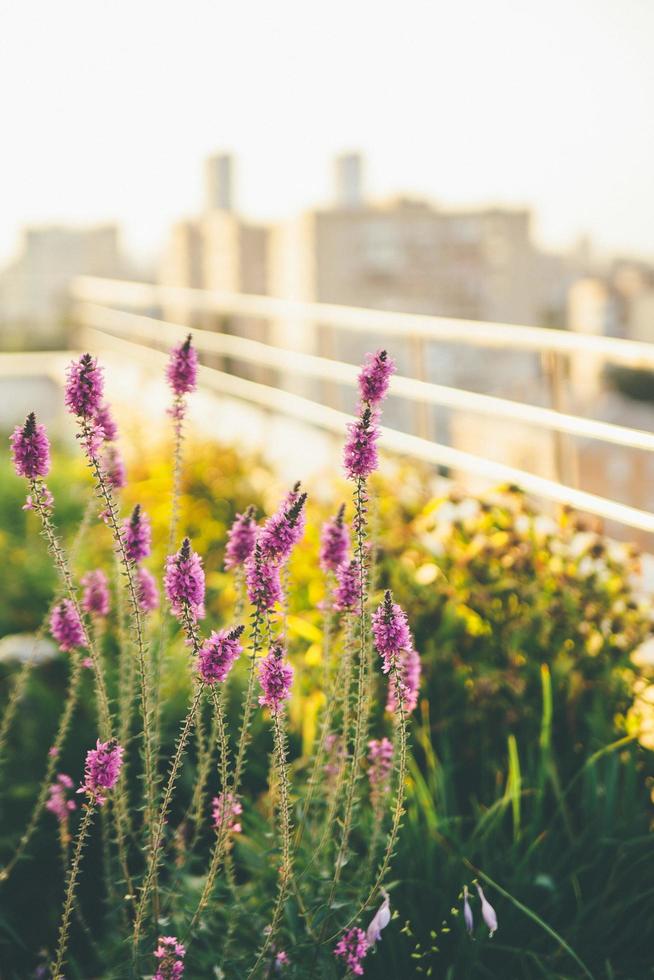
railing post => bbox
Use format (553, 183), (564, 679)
(411, 336), (432, 440)
(542, 350), (579, 488)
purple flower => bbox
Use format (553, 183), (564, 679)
(197, 625), (244, 684)
(123, 504), (152, 563)
(463, 885), (474, 935)
(371, 591), (412, 674)
(10, 413), (51, 479)
(259, 485), (307, 565)
(94, 402), (118, 442)
(333, 558), (360, 612)
(258, 643), (293, 714)
(78, 738), (124, 806)
(81, 569), (111, 618)
(475, 883), (498, 937)
(366, 889), (391, 945)
(324, 733), (344, 779)
(45, 774), (76, 823)
(164, 538), (205, 621)
(212, 792), (243, 835)
(319, 503), (350, 573)
(343, 406), (380, 480)
(153, 935), (186, 980)
(274, 950), (289, 971)
(65, 353), (104, 418)
(136, 566), (159, 612)
(334, 927), (369, 976)
(386, 645), (421, 714)
(368, 738), (394, 806)
(50, 600), (86, 652)
(358, 349), (395, 406)
(166, 334), (198, 398)
(245, 543), (282, 611)
(23, 485), (54, 513)
(225, 506), (257, 570)
(102, 444), (127, 490)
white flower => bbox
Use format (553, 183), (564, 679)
(475, 883), (498, 937)
(366, 889), (391, 945)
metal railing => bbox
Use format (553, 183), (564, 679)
(69, 275), (654, 536)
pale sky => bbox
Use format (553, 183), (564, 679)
(1, 0), (653, 267)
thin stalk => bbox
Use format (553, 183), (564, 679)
(51, 803), (96, 980)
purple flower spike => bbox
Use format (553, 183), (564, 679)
(333, 558), (360, 612)
(258, 643), (293, 714)
(475, 883), (498, 937)
(123, 504), (152, 563)
(45, 774), (77, 823)
(225, 506), (257, 570)
(197, 625), (244, 684)
(343, 406), (380, 480)
(10, 413), (51, 479)
(212, 792), (243, 835)
(334, 927), (369, 976)
(463, 885), (474, 935)
(386, 645), (421, 714)
(153, 935), (186, 980)
(166, 333), (198, 397)
(358, 349), (395, 406)
(136, 566), (159, 613)
(65, 353), (104, 418)
(319, 503), (350, 573)
(368, 737), (394, 805)
(102, 444), (127, 490)
(94, 402), (118, 442)
(164, 538), (205, 621)
(81, 569), (111, 618)
(50, 600), (86, 652)
(259, 485), (307, 565)
(245, 543), (282, 611)
(78, 738), (123, 806)
(372, 590), (412, 674)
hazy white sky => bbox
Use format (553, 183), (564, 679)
(1, 0), (653, 266)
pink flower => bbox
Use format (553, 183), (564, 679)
(475, 883), (498, 937)
(45, 773), (76, 823)
(358, 349), (395, 406)
(78, 739), (124, 806)
(123, 504), (152, 563)
(22, 486), (54, 513)
(366, 890), (391, 945)
(333, 558), (360, 612)
(136, 566), (159, 613)
(81, 569), (111, 618)
(166, 334), (198, 397)
(274, 950), (289, 971)
(245, 543), (282, 611)
(65, 353), (104, 418)
(259, 485), (307, 565)
(386, 645), (421, 714)
(197, 626), (244, 684)
(50, 600), (86, 652)
(371, 591), (412, 674)
(212, 792), (243, 835)
(258, 643), (293, 714)
(319, 503), (349, 573)
(94, 402), (118, 442)
(153, 935), (186, 980)
(10, 413), (51, 479)
(367, 738), (394, 807)
(164, 538), (205, 621)
(343, 406), (380, 480)
(225, 506), (257, 570)
(102, 444), (126, 490)
(334, 927), (369, 976)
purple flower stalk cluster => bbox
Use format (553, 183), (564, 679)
(212, 791), (243, 835)
(333, 927), (369, 976)
(123, 504), (152, 563)
(81, 570), (111, 618)
(153, 935), (186, 980)
(197, 626), (244, 684)
(324, 733), (344, 779)
(95, 402), (118, 442)
(136, 566), (159, 613)
(343, 349), (395, 481)
(371, 590), (412, 674)
(358, 349), (396, 407)
(102, 443), (127, 491)
(78, 739), (124, 806)
(224, 506), (257, 570)
(258, 643), (294, 714)
(45, 773), (76, 823)
(333, 558), (360, 612)
(65, 354), (105, 419)
(245, 544), (282, 612)
(10, 412), (51, 479)
(166, 334), (198, 398)
(386, 645), (421, 715)
(50, 600), (86, 653)
(319, 503), (349, 573)
(164, 538), (206, 621)
(258, 483), (307, 566)
(367, 738), (394, 805)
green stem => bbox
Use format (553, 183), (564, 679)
(51, 803), (96, 980)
